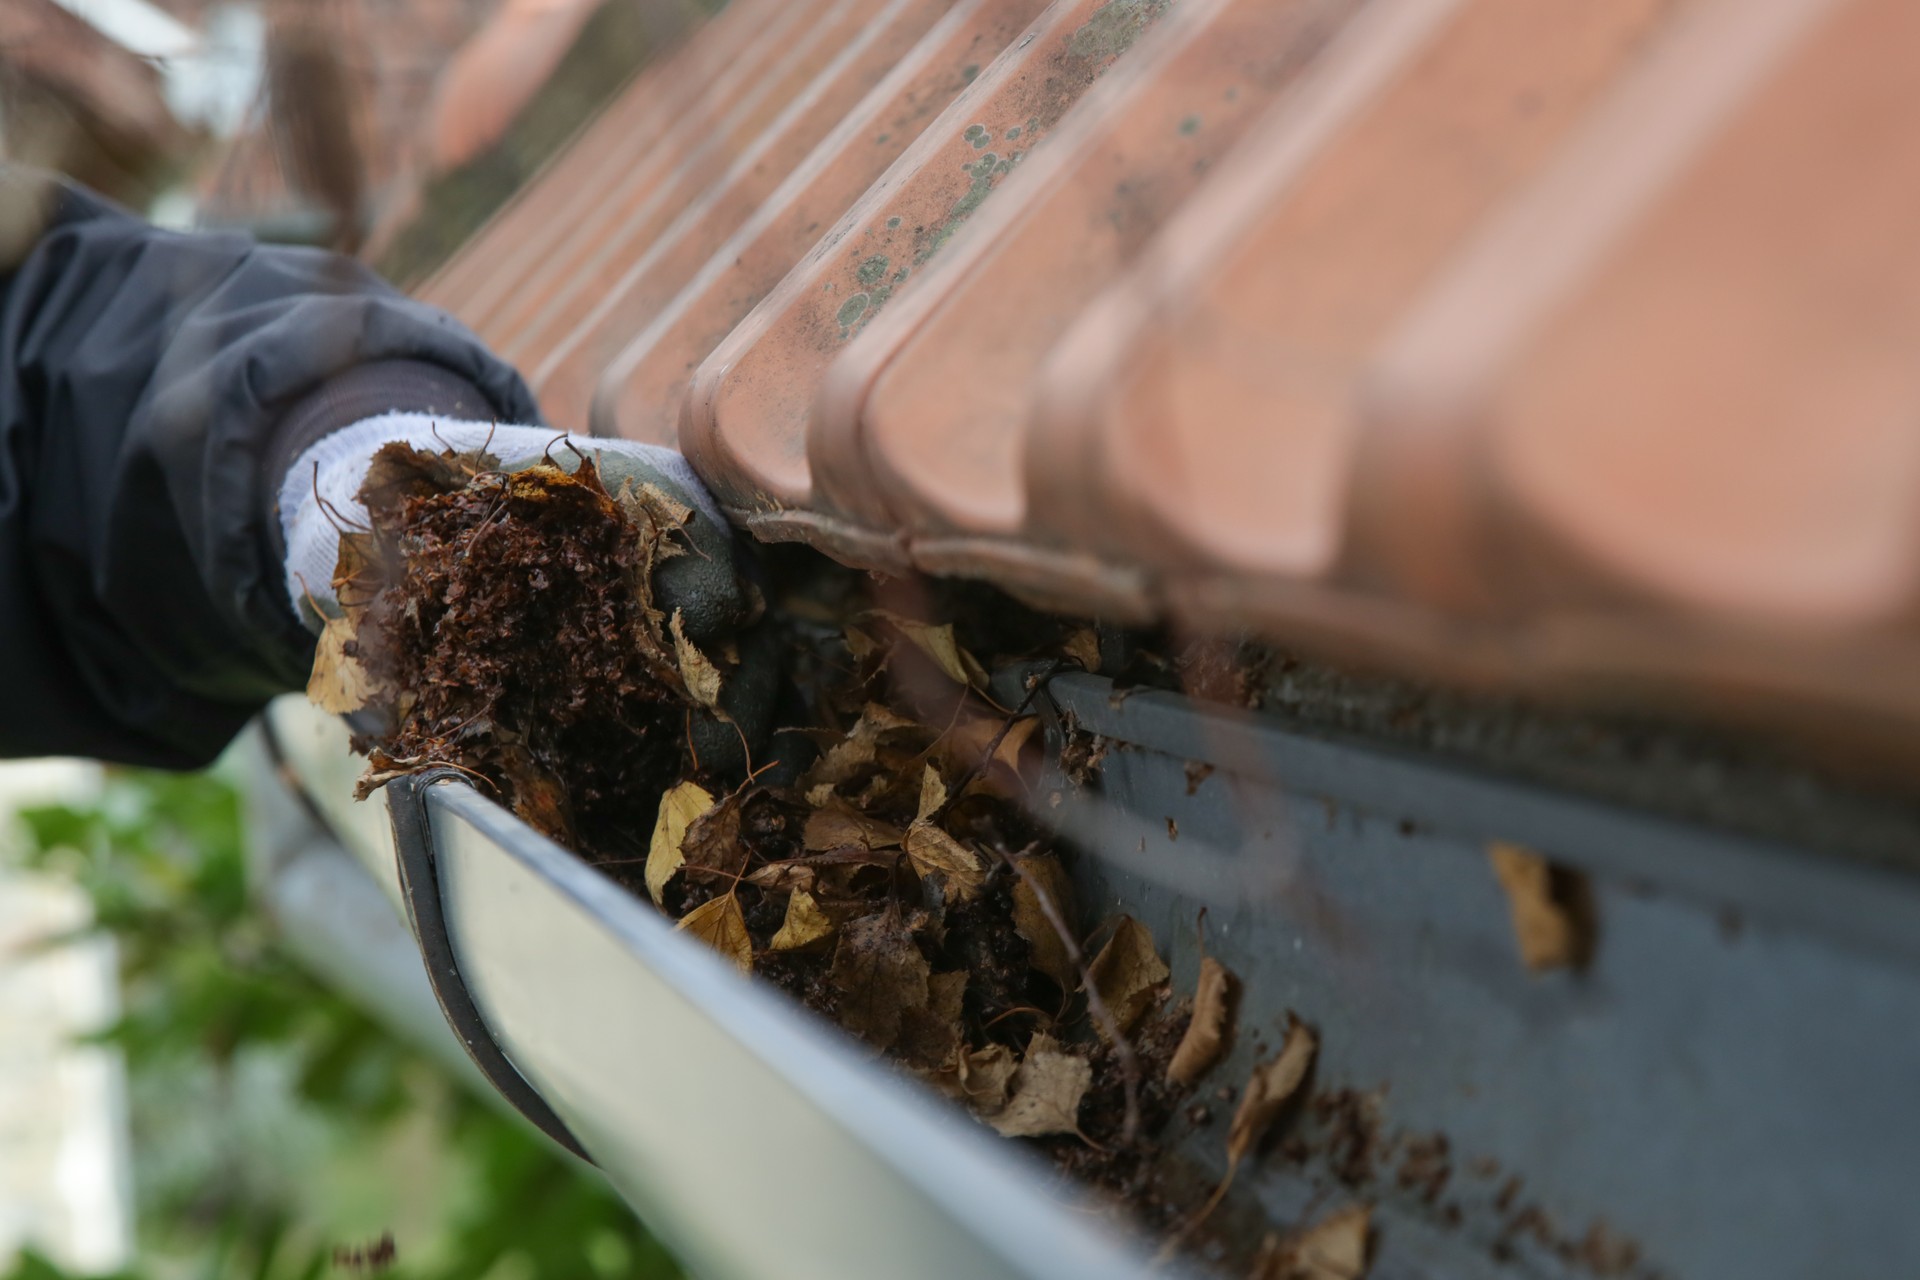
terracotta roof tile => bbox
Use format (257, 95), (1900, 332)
(679, 0), (1182, 551)
(807, 0), (1363, 572)
(420, 0), (791, 313)
(486, 0), (907, 366)
(428, 0), (813, 327)
(592, 0), (1052, 444)
(414, 0), (1920, 752)
(524, 0), (961, 429)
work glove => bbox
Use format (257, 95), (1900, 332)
(278, 412), (777, 771)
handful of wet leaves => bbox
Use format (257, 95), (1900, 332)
(308, 442), (1363, 1277)
(308, 440), (719, 851)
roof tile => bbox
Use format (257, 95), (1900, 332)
(593, 0), (1054, 444)
(678, 0), (1182, 552)
(527, 0), (963, 429)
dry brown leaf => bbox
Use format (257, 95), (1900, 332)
(744, 859), (814, 890)
(958, 1043), (1019, 1113)
(806, 703), (919, 790)
(308, 615), (375, 713)
(802, 801), (903, 852)
(1063, 627), (1101, 673)
(1168, 956), (1237, 1086)
(905, 821), (987, 902)
(898, 970), (967, 1068)
(614, 478), (692, 558)
(1010, 855), (1077, 991)
(500, 750), (571, 844)
(1087, 916), (1171, 1037)
(937, 713), (1041, 781)
(670, 609), (724, 709)
(916, 763), (949, 822)
(829, 911), (931, 1051)
(329, 530), (380, 627)
(746, 863), (815, 894)
(677, 893), (752, 973)
(920, 1041), (1018, 1111)
(646, 781), (715, 904)
(927, 968), (967, 1021)
(988, 1032), (1091, 1138)
(770, 888), (835, 952)
(357, 440), (489, 512)
(681, 790), (746, 877)
(876, 612), (983, 688)
(1250, 1204), (1372, 1280)
(1488, 842), (1580, 972)
(843, 624), (882, 665)
(1229, 1017), (1317, 1166)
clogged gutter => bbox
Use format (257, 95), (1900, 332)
(308, 442), (1365, 1278)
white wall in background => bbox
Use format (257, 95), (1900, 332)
(0, 761), (132, 1275)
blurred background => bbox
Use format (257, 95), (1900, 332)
(0, 0), (707, 1274)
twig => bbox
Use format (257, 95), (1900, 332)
(311, 461), (370, 534)
(930, 659), (1064, 828)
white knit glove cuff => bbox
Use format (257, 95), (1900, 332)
(280, 412), (716, 621)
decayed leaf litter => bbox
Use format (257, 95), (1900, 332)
(313, 443), (1378, 1277)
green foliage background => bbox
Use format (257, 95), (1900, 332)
(2, 769), (680, 1280)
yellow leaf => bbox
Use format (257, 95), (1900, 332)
(770, 889), (835, 952)
(1488, 842), (1583, 972)
(916, 763), (948, 823)
(1086, 915), (1170, 1037)
(647, 781), (715, 905)
(1229, 1017), (1317, 1166)
(1167, 957), (1236, 1085)
(670, 609), (724, 710)
(905, 821), (986, 902)
(307, 616), (374, 714)
(1250, 1204), (1371, 1280)
(876, 612), (983, 688)
(676, 894), (752, 973)
(987, 1033), (1091, 1138)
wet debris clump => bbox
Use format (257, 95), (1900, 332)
(313, 441), (717, 857)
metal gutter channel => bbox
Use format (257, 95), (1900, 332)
(418, 779), (1170, 1280)
(265, 674), (1920, 1275)
(1022, 671), (1920, 1279)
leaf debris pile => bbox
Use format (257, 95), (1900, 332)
(316, 441), (718, 856)
(312, 457), (1400, 1274)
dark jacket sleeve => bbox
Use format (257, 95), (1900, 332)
(0, 169), (542, 768)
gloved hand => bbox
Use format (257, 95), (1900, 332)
(278, 412), (777, 770)
(280, 413), (745, 631)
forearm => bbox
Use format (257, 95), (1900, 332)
(0, 169), (540, 766)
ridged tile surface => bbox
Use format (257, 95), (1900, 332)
(417, 0), (1920, 753)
